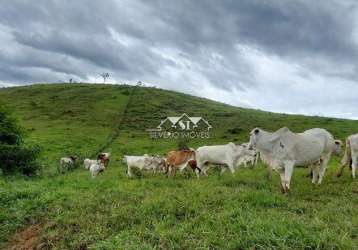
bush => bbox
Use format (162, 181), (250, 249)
(0, 110), (23, 145)
(0, 107), (41, 176)
(0, 144), (41, 175)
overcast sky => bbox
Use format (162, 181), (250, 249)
(1, 1), (358, 119)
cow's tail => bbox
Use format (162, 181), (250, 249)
(337, 137), (352, 177)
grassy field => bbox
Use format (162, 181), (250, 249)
(0, 83), (357, 249)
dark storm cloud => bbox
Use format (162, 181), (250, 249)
(0, 0), (358, 118)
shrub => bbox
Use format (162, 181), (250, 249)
(0, 144), (41, 175)
(0, 107), (41, 176)
(0, 110), (23, 145)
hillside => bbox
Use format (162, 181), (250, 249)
(1, 83), (357, 171)
(0, 83), (357, 249)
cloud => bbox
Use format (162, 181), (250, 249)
(0, 0), (358, 119)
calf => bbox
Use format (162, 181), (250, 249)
(89, 160), (106, 178)
(83, 159), (97, 170)
(97, 152), (110, 168)
(236, 143), (257, 168)
(196, 143), (246, 175)
(59, 155), (78, 173)
(165, 149), (200, 177)
(124, 154), (165, 177)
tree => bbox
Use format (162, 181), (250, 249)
(0, 109), (22, 145)
(0, 107), (41, 175)
(101, 73), (110, 83)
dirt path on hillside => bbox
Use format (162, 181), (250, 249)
(94, 86), (136, 156)
(5, 223), (44, 250)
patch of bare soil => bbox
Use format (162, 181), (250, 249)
(5, 223), (43, 250)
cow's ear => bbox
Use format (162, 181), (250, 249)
(254, 128), (260, 134)
(335, 140), (341, 145)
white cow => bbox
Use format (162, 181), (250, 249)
(83, 159), (97, 170)
(337, 133), (358, 178)
(59, 156), (78, 173)
(124, 154), (165, 177)
(89, 160), (105, 178)
(236, 143), (258, 168)
(196, 142), (247, 175)
(249, 127), (338, 193)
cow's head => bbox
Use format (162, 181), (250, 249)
(245, 144), (257, 157)
(122, 156), (128, 164)
(69, 155), (78, 161)
(333, 140), (343, 155)
(153, 156), (166, 170)
(98, 152), (110, 160)
(249, 128), (261, 149)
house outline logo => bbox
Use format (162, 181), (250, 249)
(156, 113), (212, 131)
(147, 113), (212, 139)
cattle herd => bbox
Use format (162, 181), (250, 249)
(60, 128), (358, 194)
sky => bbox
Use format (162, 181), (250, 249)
(1, 0), (358, 119)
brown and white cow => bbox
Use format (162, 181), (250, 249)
(165, 149), (201, 177)
(97, 152), (110, 168)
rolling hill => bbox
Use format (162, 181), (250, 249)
(0, 83), (357, 249)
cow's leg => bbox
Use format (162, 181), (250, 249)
(220, 166), (227, 175)
(172, 166), (177, 177)
(195, 168), (200, 179)
(250, 159), (255, 168)
(311, 164), (319, 184)
(164, 163), (169, 174)
(198, 162), (208, 176)
(284, 162), (294, 193)
(179, 163), (187, 172)
(352, 156), (357, 178)
(278, 168), (286, 193)
(168, 166), (173, 177)
(201, 164), (208, 176)
(127, 166), (132, 178)
(318, 156), (330, 184)
(337, 146), (352, 177)
(336, 163), (346, 177)
(254, 153), (259, 167)
(307, 165), (313, 178)
(227, 161), (235, 174)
